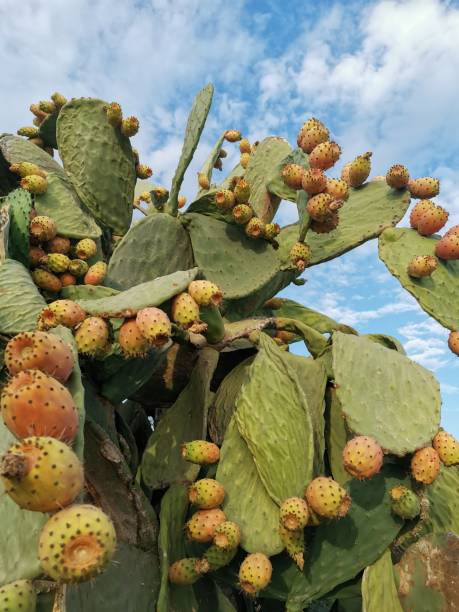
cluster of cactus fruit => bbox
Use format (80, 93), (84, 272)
(0, 84), (457, 611)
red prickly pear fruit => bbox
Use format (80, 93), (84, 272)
(215, 189), (236, 210)
(240, 152), (251, 169)
(171, 293), (200, 329)
(106, 102), (122, 127)
(136, 307), (171, 347)
(263, 223), (280, 241)
(188, 280), (223, 307)
(342, 435), (384, 480)
(30, 215), (57, 242)
(118, 319), (149, 358)
(407, 255), (438, 278)
(279, 524), (304, 570)
(305, 477), (351, 519)
(46, 253), (70, 273)
(232, 204), (253, 224)
(75, 238), (97, 260)
(60, 272), (77, 287)
(75, 317), (110, 357)
(245, 217), (265, 239)
(224, 130), (242, 142)
(297, 118), (329, 153)
(9, 161), (47, 179)
(84, 261), (107, 285)
(0, 436), (83, 512)
(325, 178), (349, 201)
(408, 177), (440, 199)
(281, 164), (305, 190)
(177, 195), (187, 209)
(20, 174), (48, 194)
(238, 553), (272, 595)
(435, 229), (459, 260)
(38, 504), (116, 582)
(51, 92), (67, 109)
(0, 580), (36, 611)
(234, 178), (251, 202)
(411, 447), (441, 484)
(432, 430), (459, 466)
(1, 369), (78, 442)
(214, 521), (241, 550)
(386, 164), (410, 189)
(289, 242), (311, 271)
(447, 331), (459, 355)
(188, 478), (225, 509)
(410, 200), (448, 236)
(136, 164), (153, 179)
(197, 172), (210, 190)
(68, 259), (89, 277)
(46, 235), (71, 254)
(301, 168), (328, 195)
(181, 440), (220, 464)
(120, 116), (139, 137)
(239, 138), (251, 154)
(5, 331), (74, 383)
(309, 141), (341, 170)
(347, 152), (372, 187)
(17, 126), (40, 138)
(29, 245), (46, 267)
(185, 508), (226, 543)
(38, 299), (86, 330)
(390, 486), (421, 520)
(279, 497), (309, 531)
(307, 193), (334, 222)
(168, 558), (209, 585)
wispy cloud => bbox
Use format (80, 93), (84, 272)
(397, 318), (451, 370)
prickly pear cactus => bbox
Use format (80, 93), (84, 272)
(0, 85), (456, 612)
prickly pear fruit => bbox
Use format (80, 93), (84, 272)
(0, 436), (83, 512)
(0, 580), (36, 612)
(168, 558), (209, 585)
(214, 521), (241, 551)
(5, 331), (74, 383)
(390, 486), (421, 520)
(171, 293), (200, 329)
(234, 178), (250, 202)
(136, 307), (171, 347)
(29, 245), (46, 266)
(224, 130), (242, 142)
(232, 204), (253, 224)
(309, 141), (341, 171)
(1, 369), (78, 442)
(301, 168), (328, 195)
(60, 272), (76, 287)
(38, 504), (116, 582)
(9, 161), (47, 179)
(33, 269), (60, 291)
(263, 223), (280, 240)
(432, 430), (459, 466)
(204, 544), (237, 571)
(214, 157), (223, 171)
(239, 138), (251, 154)
(281, 164), (305, 190)
(17, 126), (40, 138)
(348, 152), (372, 187)
(120, 116), (139, 137)
(407, 255), (438, 278)
(38, 299), (86, 331)
(118, 319), (149, 358)
(297, 117), (329, 153)
(197, 172), (210, 190)
(136, 164), (153, 179)
(305, 477), (351, 519)
(106, 102), (123, 127)
(20, 174), (48, 194)
(46, 235), (71, 254)
(245, 217), (265, 239)
(307, 193), (334, 222)
(342, 435), (383, 480)
(188, 280), (222, 307)
(411, 447), (441, 484)
(185, 508), (226, 543)
(68, 259), (89, 277)
(188, 478), (225, 509)
(386, 164), (410, 189)
(410, 200), (448, 236)
(289, 242), (311, 271)
(238, 553), (272, 595)
(435, 229), (459, 260)
(84, 261), (107, 285)
(240, 152), (251, 169)
(51, 92), (67, 109)
(45, 253), (70, 273)
(30, 215), (57, 242)
(215, 189), (236, 210)
(177, 195), (187, 209)
(75, 238), (97, 260)
(75, 317), (110, 357)
(325, 178), (349, 201)
(279, 497), (309, 531)
(38, 100), (55, 114)
(408, 177), (440, 199)
(218, 148), (227, 158)
(181, 440), (220, 464)
(279, 524), (304, 570)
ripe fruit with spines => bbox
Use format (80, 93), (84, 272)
(185, 508), (226, 543)
(9, 161), (47, 178)
(238, 553), (272, 595)
(5, 330), (74, 382)
(213, 521), (241, 550)
(302, 168), (328, 195)
(309, 141), (341, 170)
(234, 178), (250, 202)
(75, 238), (97, 260)
(120, 116), (139, 137)
(408, 177), (440, 199)
(289, 242), (311, 270)
(197, 172), (210, 190)
(263, 223), (280, 240)
(0, 580), (36, 612)
(29, 245), (46, 266)
(1, 369), (78, 442)
(171, 292), (200, 329)
(411, 447), (441, 484)
(60, 273), (76, 286)
(38, 504), (116, 583)
(51, 91), (67, 109)
(239, 138), (251, 154)
(38, 299), (86, 330)
(389, 486), (421, 520)
(178, 195), (187, 209)
(136, 164), (153, 179)
(325, 177), (349, 200)
(0, 436), (83, 512)
(188, 280), (222, 306)
(435, 228), (459, 260)
(32, 268), (62, 292)
(245, 217), (265, 239)
(348, 152), (372, 187)
(307, 193), (334, 222)
(281, 164), (305, 190)
(240, 153), (251, 169)
(20, 174), (48, 194)
(279, 497), (309, 531)
(118, 319), (149, 358)
(168, 558), (209, 585)
(106, 102), (122, 127)
(410, 200), (448, 236)
(407, 255), (438, 278)
(297, 118), (329, 153)
(341, 162), (352, 184)
(30, 215), (57, 242)
(188, 478), (225, 509)
(38, 100), (55, 114)
(432, 429), (459, 466)
(181, 440), (220, 464)
(311, 212), (340, 234)
(46, 235), (71, 254)
(84, 261), (108, 285)
(45, 253), (70, 273)
(17, 126), (40, 138)
(386, 164), (410, 189)
(305, 476), (351, 519)
(224, 129), (242, 142)
(30, 103), (48, 118)
(75, 317), (110, 357)
(136, 307), (171, 347)
(232, 204), (253, 224)
(68, 259), (89, 277)
(215, 189), (236, 210)
(279, 524), (304, 570)
(342, 435), (384, 480)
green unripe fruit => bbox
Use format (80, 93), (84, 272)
(232, 204), (253, 224)
(279, 524), (304, 570)
(214, 521), (241, 551)
(181, 440), (220, 464)
(168, 558), (209, 585)
(17, 126), (40, 138)
(0, 580), (36, 612)
(390, 486), (421, 520)
(68, 259), (89, 277)
(46, 253), (70, 273)
(204, 544), (237, 570)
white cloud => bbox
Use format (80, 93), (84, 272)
(397, 318), (451, 370)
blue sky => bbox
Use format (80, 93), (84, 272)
(1, 0), (458, 434)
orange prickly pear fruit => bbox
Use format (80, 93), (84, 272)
(408, 177), (440, 199)
(60, 272), (77, 287)
(30, 215), (57, 242)
(435, 226), (459, 260)
(297, 117), (329, 153)
(309, 141), (341, 170)
(181, 440), (220, 464)
(188, 478), (225, 509)
(342, 435), (384, 480)
(118, 319), (149, 358)
(136, 307), (171, 347)
(136, 164), (153, 179)
(106, 102), (123, 127)
(197, 172), (210, 190)
(386, 164), (410, 189)
(281, 164), (305, 190)
(224, 130), (242, 142)
(215, 189), (236, 210)
(84, 261), (107, 285)
(168, 558), (209, 585)
(302, 168), (327, 195)
(305, 477), (351, 519)
(178, 195), (187, 208)
(239, 138), (251, 154)
(245, 217), (265, 239)
(238, 553), (272, 595)
(120, 116), (139, 137)
(447, 331), (459, 356)
(325, 178), (349, 200)
(410, 447), (441, 484)
(232, 204), (253, 224)
(38, 299), (86, 330)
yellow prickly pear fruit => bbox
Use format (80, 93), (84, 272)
(289, 242), (311, 271)
(0, 579), (36, 611)
(305, 477), (351, 519)
(325, 178), (349, 200)
(411, 447), (441, 484)
(197, 172), (210, 190)
(33, 116), (44, 127)
(51, 92), (67, 109)
(120, 116), (139, 137)
(407, 255), (438, 278)
(263, 223), (280, 240)
(181, 440), (220, 464)
(245, 217), (265, 239)
(38, 100), (55, 114)
(348, 152), (372, 187)
(279, 523), (304, 570)
(232, 204), (253, 224)
(234, 178), (251, 202)
(185, 509), (227, 543)
(75, 317), (110, 357)
(215, 189), (235, 210)
(240, 153), (251, 169)
(307, 193), (335, 222)
(17, 126), (40, 138)
(68, 259), (89, 277)
(188, 281), (222, 307)
(281, 164), (305, 190)
(136, 164), (153, 179)
(239, 138), (251, 154)
(32, 269), (62, 292)
(60, 273), (76, 287)
(224, 130), (242, 142)
(432, 430), (459, 466)
(106, 102), (123, 127)
(75, 238), (97, 260)
(301, 168), (328, 195)
(386, 164), (410, 189)
(188, 478), (225, 509)
(168, 558), (209, 585)
(20, 174), (48, 194)
(171, 292), (200, 329)
(46, 253), (70, 274)
(84, 261), (108, 286)
(279, 497), (309, 530)
(178, 195), (187, 208)
(9, 161), (47, 179)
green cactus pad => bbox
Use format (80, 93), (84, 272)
(277, 180), (411, 266)
(106, 214), (194, 290)
(198, 131), (226, 186)
(167, 83), (214, 215)
(379, 227), (459, 331)
(244, 136), (291, 222)
(332, 331), (440, 456)
(0, 134), (66, 176)
(394, 532), (459, 612)
(57, 98), (136, 234)
(425, 465), (459, 534)
(61, 284), (119, 301)
(325, 387), (351, 485)
(216, 416), (283, 556)
(6, 188), (32, 266)
(361, 549), (403, 612)
(34, 172), (101, 239)
(363, 333), (406, 353)
(297, 188), (310, 242)
(185, 189), (233, 223)
(38, 112), (58, 149)
(200, 303), (225, 343)
(0, 259), (46, 333)
(267, 147), (309, 203)
(234, 334), (314, 503)
(0, 204), (10, 264)
(141, 348), (218, 490)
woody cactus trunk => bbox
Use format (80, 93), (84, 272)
(0, 84), (458, 612)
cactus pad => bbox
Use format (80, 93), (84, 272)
(425, 465), (459, 534)
(267, 147), (309, 203)
(38, 112), (58, 149)
(0, 134), (66, 176)
(361, 550), (403, 612)
(6, 188), (32, 266)
(0, 260), (46, 333)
